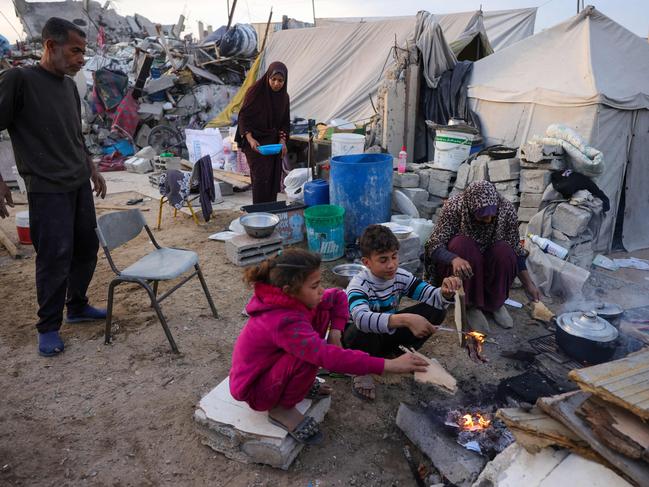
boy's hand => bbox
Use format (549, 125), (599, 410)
(384, 352), (429, 374)
(399, 313), (436, 338)
(327, 329), (343, 348)
(440, 276), (463, 300)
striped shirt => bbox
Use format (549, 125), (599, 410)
(346, 267), (451, 334)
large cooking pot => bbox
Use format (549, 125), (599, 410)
(555, 311), (618, 364)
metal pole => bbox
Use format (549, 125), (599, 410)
(312, 0), (316, 27)
(227, 0), (238, 30)
(260, 8), (273, 52)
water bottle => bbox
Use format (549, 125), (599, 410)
(528, 234), (569, 260)
(398, 145), (407, 174)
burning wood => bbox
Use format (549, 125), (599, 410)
(466, 330), (488, 362)
(445, 409), (514, 457)
(460, 412), (492, 432)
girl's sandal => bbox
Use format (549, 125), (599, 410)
(306, 379), (331, 400)
(268, 416), (324, 445)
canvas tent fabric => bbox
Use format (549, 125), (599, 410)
(259, 13), (455, 123)
(467, 6), (649, 252)
(317, 7), (537, 52)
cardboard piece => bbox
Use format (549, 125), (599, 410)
(401, 346), (457, 394)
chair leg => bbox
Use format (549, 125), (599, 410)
(141, 282), (179, 353)
(153, 280), (159, 298)
(157, 197), (165, 230)
(186, 200), (201, 226)
(105, 280), (120, 345)
(195, 264), (218, 318)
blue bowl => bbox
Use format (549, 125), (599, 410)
(257, 144), (283, 155)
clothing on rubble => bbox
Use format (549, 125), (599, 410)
(550, 170), (610, 213)
(111, 90), (140, 137)
(93, 68), (129, 111)
(195, 155), (215, 222)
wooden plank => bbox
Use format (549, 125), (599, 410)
(213, 169), (251, 185)
(577, 395), (649, 462)
(569, 349), (649, 421)
(95, 205), (150, 212)
(538, 391), (649, 486)
(0, 226), (22, 258)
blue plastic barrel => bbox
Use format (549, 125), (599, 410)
(330, 153), (392, 243)
(304, 179), (330, 207)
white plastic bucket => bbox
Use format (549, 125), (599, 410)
(391, 214), (412, 226)
(331, 133), (365, 157)
(15, 210), (31, 244)
(433, 129), (475, 171)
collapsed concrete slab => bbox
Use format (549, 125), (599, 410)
(194, 378), (331, 470)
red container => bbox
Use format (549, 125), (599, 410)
(15, 210), (31, 245)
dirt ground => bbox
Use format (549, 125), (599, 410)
(0, 192), (563, 486)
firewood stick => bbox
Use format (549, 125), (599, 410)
(0, 227), (21, 258)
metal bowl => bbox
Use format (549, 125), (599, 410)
(332, 263), (366, 287)
(240, 212), (280, 238)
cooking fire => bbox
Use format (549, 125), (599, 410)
(460, 412), (491, 431)
(445, 408), (513, 457)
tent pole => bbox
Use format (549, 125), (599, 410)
(312, 0), (317, 27)
(260, 8), (273, 52)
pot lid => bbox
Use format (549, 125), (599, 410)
(556, 311), (619, 342)
(593, 302), (624, 317)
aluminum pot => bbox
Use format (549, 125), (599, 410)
(239, 212), (280, 238)
(593, 302), (624, 328)
(555, 311), (618, 364)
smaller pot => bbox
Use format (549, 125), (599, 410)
(555, 311), (618, 364)
(593, 302), (624, 328)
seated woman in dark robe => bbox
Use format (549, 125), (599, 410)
(424, 180), (541, 331)
(235, 61), (290, 204)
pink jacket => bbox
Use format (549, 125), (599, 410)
(229, 283), (384, 401)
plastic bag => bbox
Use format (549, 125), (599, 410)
(185, 128), (223, 164)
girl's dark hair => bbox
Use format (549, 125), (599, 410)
(244, 249), (321, 294)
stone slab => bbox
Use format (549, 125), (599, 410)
(393, 172), (420, 188)
(144, 74), (178, 94)
(488, 158), (520, 182)
(194, 378), (331, 470)
(396, 404), (486, 486)
(454, 162), (470, 190)
(519, 169), (551, 194)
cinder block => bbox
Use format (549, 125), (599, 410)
(416, 198), (443, 219)
(416, 169), (432, 190)
(427, 169), (455, 197)
(552, 203), (592, 237)
(225, 233), (283, 266)
(501, 193), (520, 204)
(454, 163), (470, 190)
(520, 142), (565, 163)
(488, 158), (520, 182)
(517, 206), (538, 222)
(399, 234), (422, 262)
(194, 378), (331, 470)
(393, 172), (420, 188)
(218, 181), (234, 196)
(520, 157), (567, 171)
(135, 124), (152, 148)
(519, 169), (551, 194)
(520, 192), (543, 208)
(468, 158), (489, 184)
(400, 187), (428, 206)
(494, 180), (519, 193)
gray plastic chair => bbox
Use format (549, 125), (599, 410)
(95, 209), (218, 353)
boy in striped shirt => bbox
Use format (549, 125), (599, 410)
(344, 224), (461, 400)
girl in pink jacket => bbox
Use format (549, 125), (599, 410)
(229, 249), (428, 445)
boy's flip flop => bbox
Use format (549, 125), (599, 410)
(268, 416), (324, 445)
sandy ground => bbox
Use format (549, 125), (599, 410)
(1, 187), (644, 486)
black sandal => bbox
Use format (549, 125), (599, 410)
(306, 379), (330, 400)
(268, 416), (324, 445)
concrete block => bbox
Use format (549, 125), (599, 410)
(517, 206), (538, 222)
(416, 169), (432, 190)
(138, 102), (165, 121)
(124, 157), (153, 174)
(225, 232), (283, 266)
(518, 222), (528, 239)
(427, 169), (455, 197)
(448, 187), (461, 199)
(415, 201), (435, 219)
(454, 162), (470, 190)
(397, 404), (486, 485)
(488, 158), (520, 182)
(519, 169), (551, 194)
(468, 158), (489, 184)
(520, 157), (567, 171)
(520, 192), (543, 209)
(393, 172), (420, 188)
(194, 378), (331, 470)
(144, 74), (178, 94)
(521, 142), (565, 163)
(501, 193), (520, 204)
(398, 234), (423, 262)
(135, 124), (152, 148)
(218, 181), (234, 196)
(494, 180), (519, 193)
(400, 187), (428, 206)
(551, 203), (592, 237)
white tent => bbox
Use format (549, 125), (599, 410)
(467, 6), (649, 252)
(317, 7), (537, 52)
(262, 13), (456, 124)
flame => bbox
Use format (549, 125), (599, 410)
(467, 331), (486, 354)
(460, 413), (491, 431)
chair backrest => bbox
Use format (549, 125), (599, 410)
(96, 209), (147, 251)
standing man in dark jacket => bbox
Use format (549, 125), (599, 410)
(0, 17), (107, 357)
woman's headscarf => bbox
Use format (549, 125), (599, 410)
(425, 180), (526, 276)
(236, 61), (290, 145)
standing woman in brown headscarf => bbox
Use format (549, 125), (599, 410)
(235, 61), (290, 204)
